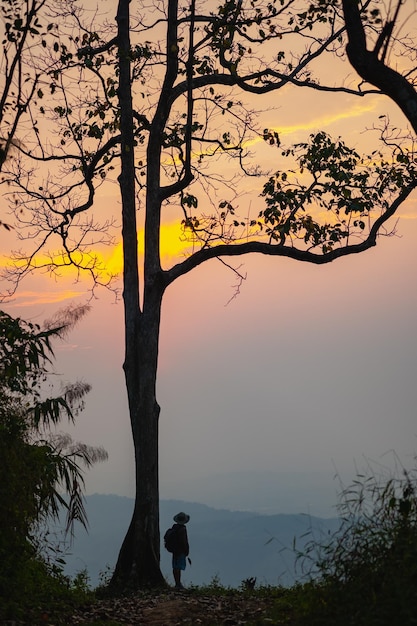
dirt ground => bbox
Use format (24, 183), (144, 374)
(70, 589), (278, 625)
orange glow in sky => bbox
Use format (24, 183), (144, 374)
(90, 220), (195, 276)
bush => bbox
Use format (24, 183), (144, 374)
(0, 548), (93, 623)
(294, 458), (417, 625)
(0, 308), (106, 623)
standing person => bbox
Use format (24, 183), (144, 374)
(171, 512), (190, 590)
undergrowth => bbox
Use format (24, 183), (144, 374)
(268, 457), (417, 626)
(0, 548), (94, 625)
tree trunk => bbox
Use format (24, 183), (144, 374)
(110, 0), (166, 590)
(111, 292), (167, 589)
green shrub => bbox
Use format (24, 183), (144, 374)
(293, 458), (417, 625)
(0, 308), (105, 623)
(0, 548), (93, 624)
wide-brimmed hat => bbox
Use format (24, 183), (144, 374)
(173, 512), (190, 524)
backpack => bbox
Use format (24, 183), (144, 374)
(164, 525), (179, 553)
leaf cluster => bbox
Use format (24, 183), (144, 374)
(0, 308), (107, 620)
(259, 130), (417, 252)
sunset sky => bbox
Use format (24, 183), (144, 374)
(2, 1), (417, 518)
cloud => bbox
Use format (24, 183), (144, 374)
(247, 98), (380, 152)
(56, 342), (93, 351)
(6, 289), (85, 308)
(277, 99), (379, 136)
(0, 219), (195, 305)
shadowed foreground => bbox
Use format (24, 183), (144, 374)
(70, 589), (279, 625)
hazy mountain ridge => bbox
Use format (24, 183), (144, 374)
(61, 494), (340, 588)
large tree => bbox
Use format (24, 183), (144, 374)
(1, 0), (417, 587)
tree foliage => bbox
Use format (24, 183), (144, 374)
(4, 0), (417, 288)
(0, 305), (107, 614)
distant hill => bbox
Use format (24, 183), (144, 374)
(59, 495), (340, 588)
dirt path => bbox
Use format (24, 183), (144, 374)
(71, 590), (276, 625)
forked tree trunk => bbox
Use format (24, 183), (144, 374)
(110, 0), (166, 589)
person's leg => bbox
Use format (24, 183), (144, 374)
(173, 568), (181, 587)
(172, 554), (186, 588)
